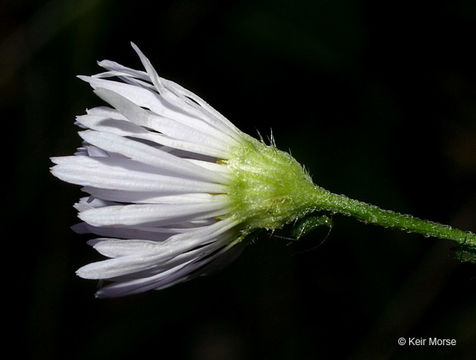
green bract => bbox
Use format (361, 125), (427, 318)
(224, 136), (319, 232)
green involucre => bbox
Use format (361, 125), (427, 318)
(224, 136), (319, 232)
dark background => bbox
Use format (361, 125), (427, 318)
(3, 0), (476, 359)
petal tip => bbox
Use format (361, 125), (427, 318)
(130, 41), (140, 53)
(75, 266), (90, 279)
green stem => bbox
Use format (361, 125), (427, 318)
(312, 187), (476, 246)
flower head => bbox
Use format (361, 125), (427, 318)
(51, 43), (317, 297)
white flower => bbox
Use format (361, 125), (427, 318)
(51, 43), (317, 298)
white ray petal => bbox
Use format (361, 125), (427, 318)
(97, 55), (242, 144)
(92, 87), (232, 156)
(88, 238), (163, 258)
(79, 76), (238, 148)
(95, 235), (236, 297)
(79, 130), (228, 183)
(97, 55), (241, 143)
(185, 159), (231, 178)
(78, 75), (163, 113)
(161, 78), (242, 136)
(80, 75), (222, 138)
(92, 88), (225, 147)
(73, 219), (216, 241)
(138, 133), (228, 158)
(120, 230), (235, 280)
(73, 197), (113, 212)
(81, 187), (220, 204)
(76, 114), (149, 136)
(96, 260), (195, 298)
(152, 215), (239, 249)
(130, 42), (165, 92)
(75, 114), (184, 152)
(130, 43), (222, 129)
(130, 44), (239, 138)
(86, 106), (127, 119)
(97, 59), (149, 81)
(76, 217), (239, 280)
(114, 74), (157, 92)
(78, 71), (241, 144)
(76, 113), (227, 158)
(50, 156), (227, 193)
(72, 222), (175, 241)
(94, 70), (155, 91)
(78, 198), (229, 227)
(86, 145), (110, 157)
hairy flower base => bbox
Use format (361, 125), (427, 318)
(224, 136), (318, 232)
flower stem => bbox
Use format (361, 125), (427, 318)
(313, 187), (476, 246)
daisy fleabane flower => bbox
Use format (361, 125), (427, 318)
(52, 43), (476, 298)
(50, 43), (319, 298)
